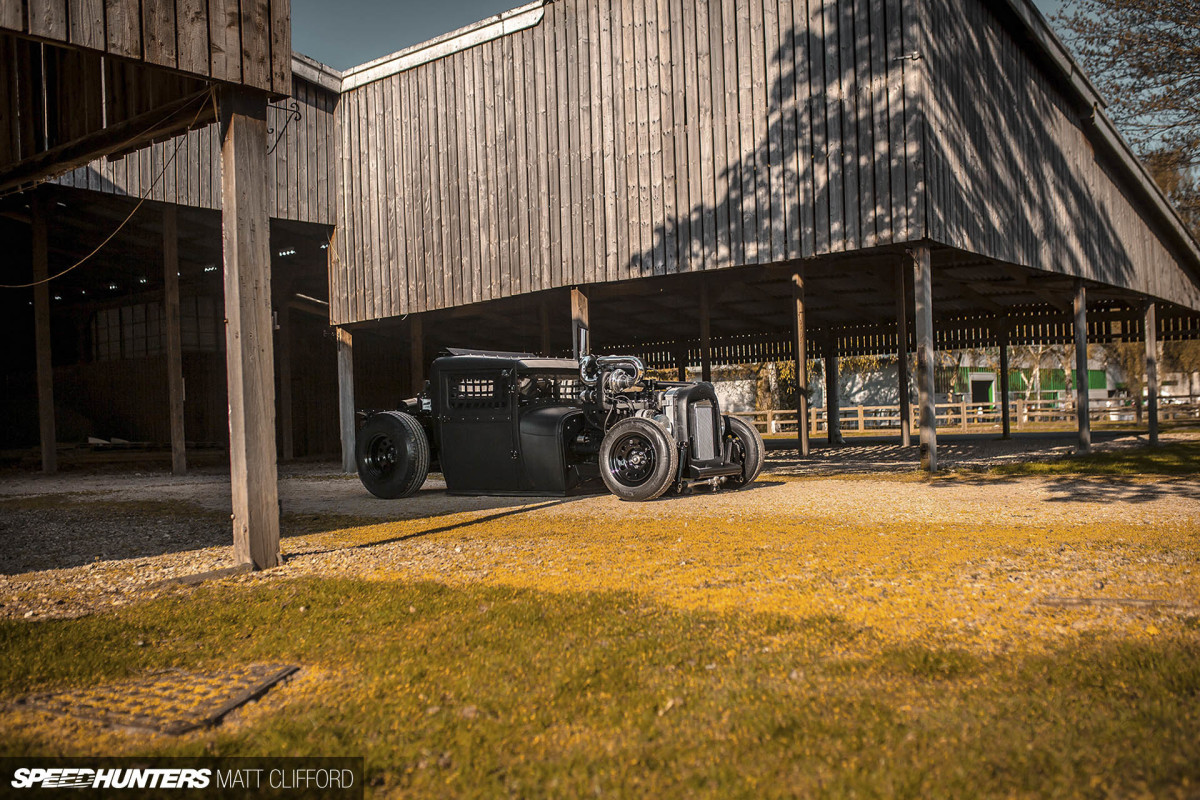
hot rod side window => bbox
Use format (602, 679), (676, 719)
(447, 374), (509, 409)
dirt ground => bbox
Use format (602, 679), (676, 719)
(1, 430), (1198, 632)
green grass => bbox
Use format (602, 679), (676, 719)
(3, 577), (1199, 798)
(979, 440), (1200, 478)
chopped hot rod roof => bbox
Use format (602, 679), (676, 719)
(435, 348), (580, 372)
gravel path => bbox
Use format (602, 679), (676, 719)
(1, 431), (1197, 628)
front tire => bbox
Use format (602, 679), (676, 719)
(599, 417), (679, 501)
(356, 411), (431, 498)
(725, 415), (765, 488)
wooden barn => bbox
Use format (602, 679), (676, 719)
(1, 0), (298, 568)
(325, 0), (1200, 469)
(4, 0), (1200, 568)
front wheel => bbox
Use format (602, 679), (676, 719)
(725, 415), (765, 488)
(598, 417), (679, 501)
(355, 411), (431, 498)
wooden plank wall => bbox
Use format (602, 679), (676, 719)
(2, 0), (290, 96)
(922, 0), (1200, 311)
(53, 76), (338, 225)
(330, 0), (927, 325)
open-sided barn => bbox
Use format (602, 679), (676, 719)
(3, 0), (1199, 566)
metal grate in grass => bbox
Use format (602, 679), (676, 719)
(15, 664), (298, 735)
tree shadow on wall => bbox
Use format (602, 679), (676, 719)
(623, 0), (1137, 300)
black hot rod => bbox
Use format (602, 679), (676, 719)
(355, 349), (764, 501)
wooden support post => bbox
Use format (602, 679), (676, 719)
(675, 343), (688, 381)
(571, 287), (589, 359)
(895, 260), (911, 447)
(1073, 280), (1091, 453)
(336, 327), (356, 473)
(1144, 300), (1159, 446)
(700, 283), (712, 383)
(410, 314), (425, 394)
(824, 336), (842, 445)
(998, 322), (1011, 440)
(792, 270), (810, 456)
(912, 246), (937, 471)
(539, 299), (552, 355)
(163, 205), (187, 474)
(31, 194), (56, 473)
(220, 87), (280, 570)
(276, 305), (294, 461)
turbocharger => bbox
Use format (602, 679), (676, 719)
(579, 354), (645, 389)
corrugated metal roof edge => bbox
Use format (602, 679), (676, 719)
(339, 1), (547, 92)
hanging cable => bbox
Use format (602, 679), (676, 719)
(1, 87), (217, 290)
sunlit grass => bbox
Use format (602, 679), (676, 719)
(981, 440), (1200, 477)
(2, 444), (1198, 797)
(2, 578), (1198, 798)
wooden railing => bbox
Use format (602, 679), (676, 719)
(737, 395), (1200, 435)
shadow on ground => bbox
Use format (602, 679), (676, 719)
(763, 431), (1153, 476)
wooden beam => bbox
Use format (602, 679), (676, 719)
(220, 86), (280, 570)
(999, 264), (1071, 313)
(410, 314), (425, 394)
(0, 88), (216, 195)
(998, 320), (1011, 440)
(939, 272), (1006, 313)
(912, 246), (937, 471)
(1073, 280), (1091, 453)
(700, 282), (712, 382)
(163, 205), (187, 474)
(1145, 300), (1158, 446)
(571, 287), (589, 359)
(824, 335), (842, 445)
(792, 269), (809, 456)
(32, 194), (56, 474)
(336, 326), (355, 474)
(895, 260), (911, 448)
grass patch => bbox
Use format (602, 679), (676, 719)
(978, 441), (1200, 478)
(874, 644), (980, 680)
(2, 577), (1199, 798)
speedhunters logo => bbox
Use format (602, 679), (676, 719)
(1, 758), (363, 798)
(11, 768), (212, 789)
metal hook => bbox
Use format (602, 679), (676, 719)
(266, 101), (303, 155)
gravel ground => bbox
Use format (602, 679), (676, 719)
(1, 431), (1197, 625)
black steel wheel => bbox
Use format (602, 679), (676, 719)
(355, 411), (431, 498)
(725, 415), (765, 488)
(599, 417), (678, 501)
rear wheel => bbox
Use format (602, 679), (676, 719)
(599, 417), (679, 501)
(725, 415), (765, 488)
(356, 411), (430, 498)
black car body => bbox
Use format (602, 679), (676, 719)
(355, 349), (764, 501)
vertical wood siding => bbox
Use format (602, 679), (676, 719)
(922, 0), (1200, 310)
(3, 0), (290, 95)
(330, 0), (926, 325)
(52, 76), (338, 225)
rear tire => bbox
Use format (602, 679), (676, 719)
(599, 417), (679, 501)
(725, 415), (765, 488)
(356, 411), (430, 498)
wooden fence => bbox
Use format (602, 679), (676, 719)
(738, 396), (1200, 436)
